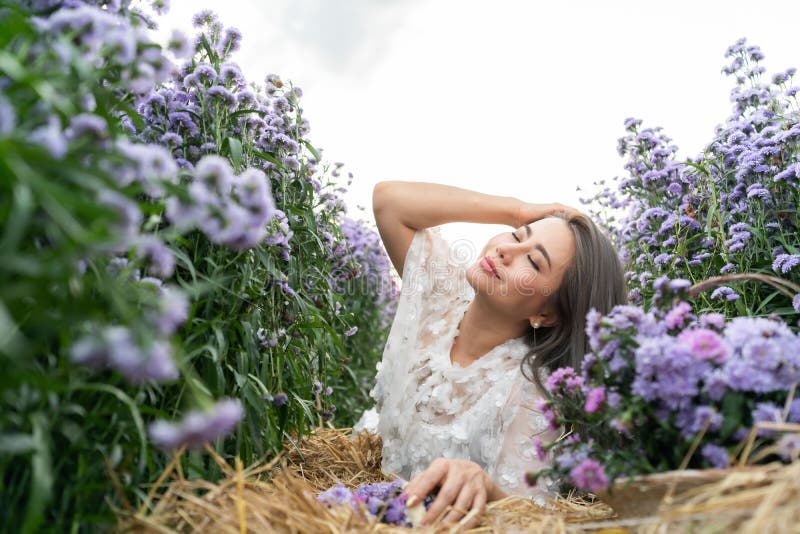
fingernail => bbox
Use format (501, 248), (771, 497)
(407, 495), (419, 507)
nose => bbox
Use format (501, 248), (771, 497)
(495, 242), (524, 264)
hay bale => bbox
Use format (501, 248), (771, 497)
(118, 428), (800, 533)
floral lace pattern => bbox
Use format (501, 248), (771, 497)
(356, 227), (559, 500)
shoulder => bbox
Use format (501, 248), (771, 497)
(403, 226), (469, 300)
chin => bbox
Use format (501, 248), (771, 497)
(465, 263), (496, 294)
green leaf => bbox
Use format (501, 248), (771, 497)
(0, 432), (36, 454)
(199, 34), (218, 63)
(301, 139), (321, 162)
(0, 182), (34, 254)
(22, 413), (53, 534)
(225, 137), (243, 171)
(73, 384), (148, 472)
(251, 149), (283, 169)
(0, 298), (27, 358)
(719, 392), (745, 439)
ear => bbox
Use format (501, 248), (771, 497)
(529, 313), (559, 329)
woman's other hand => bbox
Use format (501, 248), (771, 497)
(516, 202), (582, 227)
(402, 458), (505, 528)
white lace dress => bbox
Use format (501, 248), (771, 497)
(355, 226), (559, 501)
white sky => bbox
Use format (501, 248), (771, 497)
(156, 0), (800, 260)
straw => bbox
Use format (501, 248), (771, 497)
(118, 427), (800, 533)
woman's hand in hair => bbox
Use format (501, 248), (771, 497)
(402, 458), (505, 528)
(516, 202), (582, 227)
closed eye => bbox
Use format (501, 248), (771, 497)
(511, 232), (540, 271)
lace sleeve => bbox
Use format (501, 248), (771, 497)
(401, 226), (462, 301)
(491, 375), (561, 504)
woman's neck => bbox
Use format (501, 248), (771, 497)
(449, 298), (529, 366)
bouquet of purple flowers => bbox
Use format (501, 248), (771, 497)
(528, 278), (800, 494)
(317, 480), (429, 527)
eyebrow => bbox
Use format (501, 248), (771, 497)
(523, 224), (552, 270)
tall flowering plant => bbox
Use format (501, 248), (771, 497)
(528, 280), (800, 495)
(1, 1), (397, 529)
(123, 9), (397, 448)
(582, 39), (800, 321)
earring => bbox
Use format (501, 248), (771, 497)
(532, 322), (540, 329)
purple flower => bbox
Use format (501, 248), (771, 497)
(700, 444), (729, 468)
(67, 113), (108, 140)
(69, 335), (107, 369)
(136, 235), (175, 278)
(584, 387), (606, 413)
(664, 301), (692, 329)
(206, 85), (237, 111)
(720, 317), (800, 392)
(532, 438), (547, 462)
(677, 328), (731, 363)
(793, 294), (800, 313)
(569, 459), (608, 493)
(272, 392), (289, 406)
(383, 496), (407, 525)
(344, 326), (358, 337)
(167, 29), (192, 58)
(773, 253), (800, 274)
(752, 402), (783, 436)
(218, 27), (242, 56)
(776, 434), (800, 461)
(679, 405), (723, 437)
(0, 95), (15, 136)
(774, 163), (800, 181)
(710, 286), (739, 301)
(317, 483), (354, 506)
(192, 9), (219, 28)
(536, 399), (559, 431)
(545, 367), (585, 395)
(624, 117), (642, 131)
(699, 313), (726, 331)
(155, 286), (189, 335)
(149, 398), (243, 450)
(29, 116), (68, 159)
(632, 336), (708, 410)
(104, 327), (179, 384)
(151, 0), (170, 15)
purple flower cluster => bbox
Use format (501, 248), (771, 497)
(336, 216), (399, 327)
(69, 325), (179, 384)
(569, 459), (608, 493)
(148, 398), (244, 450)
(31, 4), (176, 95)
(317, 480), (415, 526)
(582, 39), (800, 316)
(532, 299), (800, 493)
(166, 155), (276, 248)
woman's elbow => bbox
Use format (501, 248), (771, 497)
(372, 180), (400, 216)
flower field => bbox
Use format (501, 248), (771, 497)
(2, 1), (800, 532)
(0, 1), (395, 530)
(536, 38), (800, 495)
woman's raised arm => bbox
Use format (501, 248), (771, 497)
(371, 181), (522, 277)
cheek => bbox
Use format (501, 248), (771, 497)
(506, 269), (543, 298)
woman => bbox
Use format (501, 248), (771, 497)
(358, 181), (626, 527)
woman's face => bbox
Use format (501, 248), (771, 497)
(465, 217), (575, 325)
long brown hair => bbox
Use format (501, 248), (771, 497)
(521, 213), (627, 396)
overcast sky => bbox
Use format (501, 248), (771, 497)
(156, 0), (800, 257)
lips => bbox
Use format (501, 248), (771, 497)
(480, 256), (500, 279)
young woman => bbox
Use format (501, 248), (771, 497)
(357, 181), (626, 527)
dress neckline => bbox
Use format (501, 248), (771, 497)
(445, 298), (528, 370)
